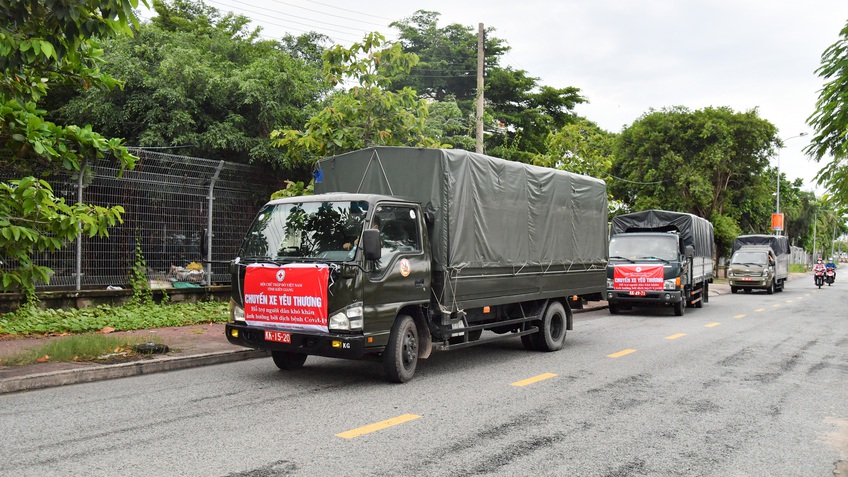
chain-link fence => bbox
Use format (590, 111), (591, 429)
(2, 148), (282, 291)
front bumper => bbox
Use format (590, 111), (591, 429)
(225, 323), (373, 359)
(729, 277), (770, 289)
(606, 289), (683, 305)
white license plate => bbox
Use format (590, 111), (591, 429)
(264, 330), (291, 344)
(629, 291), (647, 296)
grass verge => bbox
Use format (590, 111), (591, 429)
(1, 334), (166, 366)
(0, 301), (229, 336)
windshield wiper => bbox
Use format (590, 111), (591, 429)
(609, 256), (634, 263)
(640, 256), (670, 264)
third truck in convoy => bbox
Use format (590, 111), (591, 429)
(728, 234), (790, 294)
(606, 209), (714, 316)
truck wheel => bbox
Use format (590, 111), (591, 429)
(766, 280), (774, 295)
(673, 300), (685, 316)
(532, 302), (567, 352)
(703, 282), (709, 303)
(271, 351), (307, 370)
(730, 286), (738, 294)
(609, 303), (620, 315)
(383, 315), (418, 383)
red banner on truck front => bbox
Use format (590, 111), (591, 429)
(243, 264), (329, 332)
(613, 264), (664, 291)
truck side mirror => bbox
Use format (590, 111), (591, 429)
(362, 229), (382, 261)
(684, 245), (695, 258)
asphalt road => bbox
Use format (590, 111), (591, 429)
(1, 278), (846, 477)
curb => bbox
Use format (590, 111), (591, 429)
(0, 349), (270, 395)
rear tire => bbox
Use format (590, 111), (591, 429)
(703, 282), (709, 303)
(271, 351), (307, 370)
(383, 315), (419, 383)
(533, 302), (568, 352)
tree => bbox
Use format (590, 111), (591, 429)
(611, 106), (779, 257)
(1, 0), (146, 298)
(806, 20), (848, 206)
(271, 32), (443, 166)
(533, 117), (615, 179)
(389, 11), (586, 160)
(50, 0), (330, 170)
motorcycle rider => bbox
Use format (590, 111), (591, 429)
(813, 259), (827, 286)
(825, 257), (837, 281)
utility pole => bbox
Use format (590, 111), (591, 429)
(475, 23), (484, 154)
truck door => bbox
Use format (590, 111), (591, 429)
(364, 204), (431, 334)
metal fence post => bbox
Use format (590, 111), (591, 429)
(75, 158), (86, 291)
(206, 161), (224, 286)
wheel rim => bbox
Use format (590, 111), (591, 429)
(402, 329), (417, 368)
(551, 313), (565, 341)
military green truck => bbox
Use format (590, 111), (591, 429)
(728, 234), (790, 294)
(225, 147), (608, 382)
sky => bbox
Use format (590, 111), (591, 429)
(141, 0), (848, 195)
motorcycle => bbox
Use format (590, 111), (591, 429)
(825, 268), (835, 286)
(814, 269), (825, 288)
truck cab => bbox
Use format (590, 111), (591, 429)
(728, 246), (778, 294)
(606, 232), (694, 316)
(226, 193), (432, 375)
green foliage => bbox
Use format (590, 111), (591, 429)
(611, 106), (779, 257)
(0, 178), (124, 296)
(789, 263), (808, 273)
(0, 300), (228, 336)
(128, 238), (154, 304)
(1, 0), (145, 295)
(271, 32), (445, 165)
(806, 20), (848, 206)
(270, 179), (314, 200)
(389, 10), (587, 157)
(534, 118), (614, 178)
(51, 0), (329, 169)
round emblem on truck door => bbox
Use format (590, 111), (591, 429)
(399, 258), (411, 277)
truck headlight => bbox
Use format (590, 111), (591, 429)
(230, 298), (245, 322)
(607, 278), (614, 288)
(329, 302), (364, 331)
(664, 278), (678, 290)
(762, 270), (769, 277)
(727, 270), (734, 277)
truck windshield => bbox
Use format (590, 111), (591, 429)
(731, 251), (767, 266)
(239, 200), (368, 262)
(609, 235), (678, 261)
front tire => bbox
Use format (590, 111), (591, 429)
(271, 351), (307, 370)
(673, 300), (685, 316)
(383, 315), (419, 383)
(766, 280), (775, 295)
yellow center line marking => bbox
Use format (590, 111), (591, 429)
(608, 349), (637, 358)
(705, 322), (721, 328)
(772, 304), (781, 308)
(734, 314), (746, 319)
(511, 373), (557, 387)
(755, 308), (766, 312)
(785, 300), (793, 303)
(665, 333), (686, 340)
(336, 414), (422, 439)
(805, 293), (811, 296)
